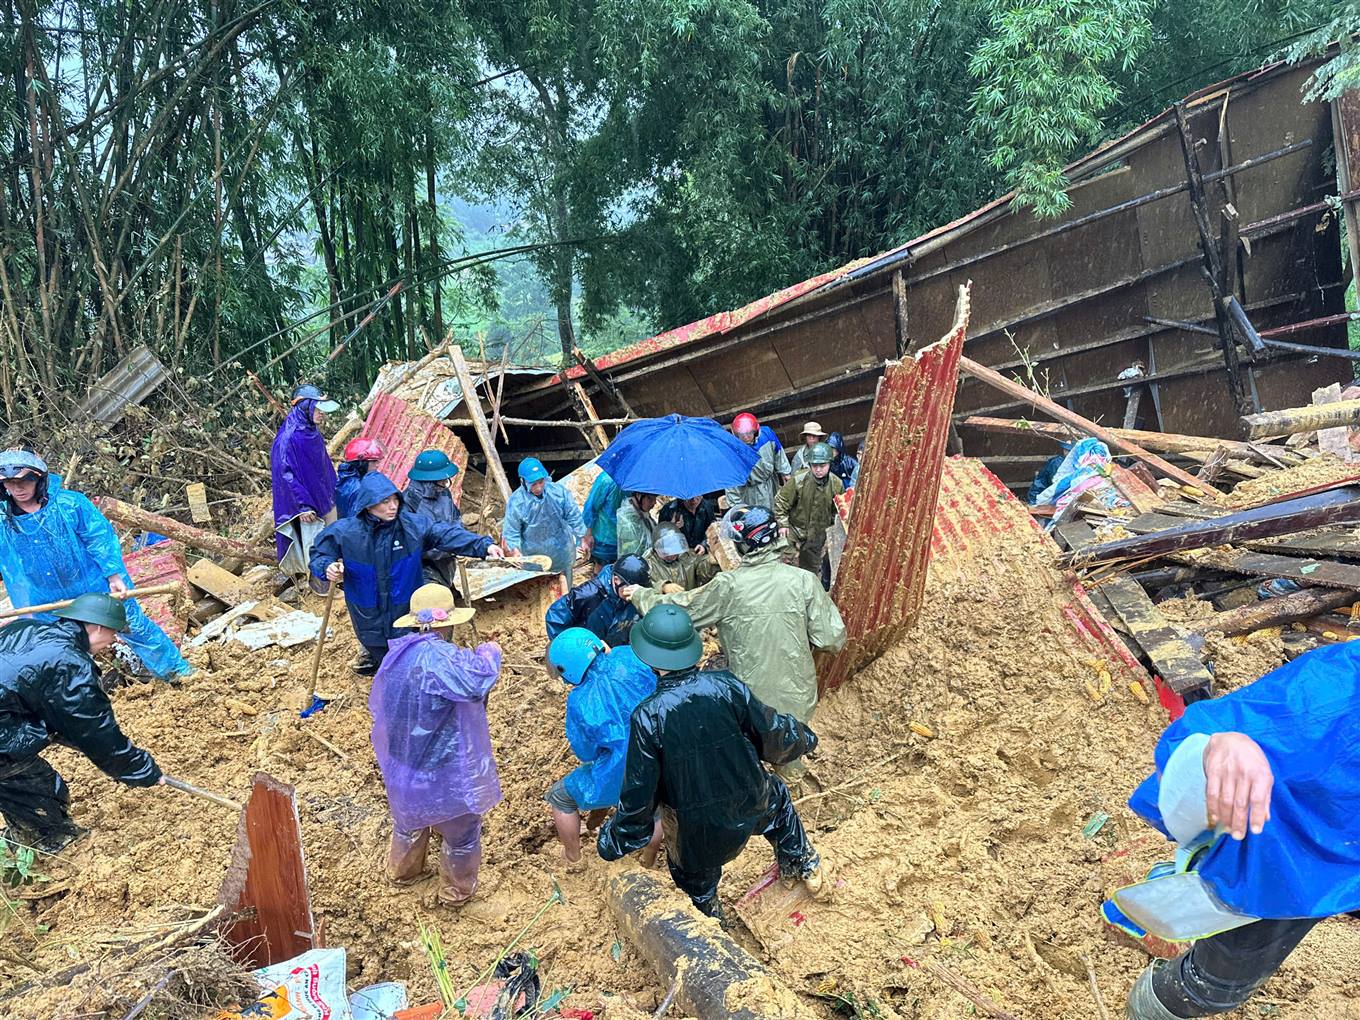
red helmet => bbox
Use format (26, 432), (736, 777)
(732, 412), (760, 435)
(343, 437), (386, 462)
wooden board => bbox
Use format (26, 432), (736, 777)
(217, 772), (315, 968)
(187, 558), (255, 606)
(1097, 576), (1215, 694)
(1174, 548), (1360, 591)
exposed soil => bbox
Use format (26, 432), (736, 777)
(4, 462), (1359, 1019)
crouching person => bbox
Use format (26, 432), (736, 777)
(369, 584), (502, 907)
(544, 628), (660, 867)
(597, 605), (827, 923)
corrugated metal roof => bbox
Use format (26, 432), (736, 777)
(366, 356), (550, 420)
(77, 347), (169, 425)
(124, 541), (188, 642)
(361, 393), (469, 498)
(819, 286), (971, 693)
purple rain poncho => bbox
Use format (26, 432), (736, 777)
(270, 399), (338, 559)
(369, 632), (503, 830)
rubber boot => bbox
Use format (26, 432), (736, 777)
(388, 827), (430, 884)
(437, 837), (481, 907)
(1127, 963), (1186, 1020)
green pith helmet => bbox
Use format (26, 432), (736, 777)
(808, 442), (834, 465)
(52, 593), (129, 632)
(408, 449), (460, 481)
(629, 604), (702, 671)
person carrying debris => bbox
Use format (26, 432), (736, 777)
(0, 448), (191, 679)
(660, 493), (717, 553)
(545, 628), (659, 865)
(335, 437), (386, 518)
(615, 491), (658, 559)
(620, 505), (846, 783)
(501, 458), (587, 580)
(581, 470), (623, 565)
(1119, 641), (1360, 1020)
(369, 584), (500, 907)
(825, 432), (858, 487)
(310, 472), (505, 676)
(774, 442), (844, 577)
(402, 449), (465, 586)
(544, 554), (651, 648)
(725, 413), (790, 511)
(272, 384), (340, 589)
(597, 604), (826, 921)
(0, 594), (164, 853)
(788, 421), (828, 471)
(644, 525), (718, 592)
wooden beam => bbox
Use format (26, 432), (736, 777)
(94, 497), (276, 564)
(1241, 399), (1360, 439)
(1175, 547), (1360, 591)
(450, 344), (513, 505)
(1096, 575), (1215, 693)
(1189, 586), (1358, 637)
(571, 379), (611, 454)
(960, 415), (1298, 465)
(958, 356), (1225, 501)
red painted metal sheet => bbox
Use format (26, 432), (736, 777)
(819, 287), (971, 692)
(124, 541), (188, 642)
(361, 392), (469, 500)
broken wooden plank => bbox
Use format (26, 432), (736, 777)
(1110, 464), (1163, 513)
(95, 497), (277, 565)
(1096, 575), (1216, 694)
(187, 558), (256, 606)
(570, 379), (611, 454)
(958, 358), (1226, 501)
(218, 772), (315, 968)
(1242, 398), (1360, 440)
(1174, 548), (1360, 591)
(1189, 586), (1357, 637)
(450, 344), (513, 505)
(1242, 527), (1360, 559)
(1063, 486), (1360, 569)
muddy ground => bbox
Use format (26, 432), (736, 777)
(4, 477), (1360, 1019)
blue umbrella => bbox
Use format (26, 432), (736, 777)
(596, 414), (760, 499)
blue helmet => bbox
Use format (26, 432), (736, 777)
(547, 628), (607, 686)
(518, 458), (550, 484)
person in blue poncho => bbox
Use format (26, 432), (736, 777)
(544, 628), (660, 865)
(580, 471), (623, 565)
(0, 449), (191, 680)
(501, 458), (587, 580)
(1122, 641), (1360, 1019)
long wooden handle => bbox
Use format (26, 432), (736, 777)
(307, 584), (340, 699)
(163, 776), (242, 811)
(0, 582), (183, 621)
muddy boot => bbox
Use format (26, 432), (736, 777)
(437, 841), (481, 906)
(388, 827), (430, 884)
(351, 650), (379, 677)
(1125, 963), (1182, 1020)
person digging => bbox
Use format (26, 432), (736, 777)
(370, 584), (502, 907)
(544, 628), (660, 867)
(0, 594), (164, 854)
(544, 553), (651, 648)
(310, 472), (505, 676)
(596, 604), (828, 923)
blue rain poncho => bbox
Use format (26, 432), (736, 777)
(0, 479), (190, 678)
(501, 480), (586, 575)
(1128, 640), (1360, 920)
(581, 472), (623, 562)
(563, 647), (657, 811)
(369, 632), (503, 830)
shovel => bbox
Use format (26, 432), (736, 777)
(301, 584), (339, 718)
(163, 775), (242, 812)
(482, 554), (553, 572)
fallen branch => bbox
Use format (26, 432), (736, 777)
(1083, 954), (1111, 1020)
(901, 956), (1022, 1020)
(1190, 586), (1357, 637)
(0, 583), (182, 621)
(94, 496), (276, 564)
(792, 750), (911, 806)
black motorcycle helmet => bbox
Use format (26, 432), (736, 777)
(613, 553), (652, 587)
(729, 506), (778, 553)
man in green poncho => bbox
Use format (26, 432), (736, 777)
(644, 525), (719, 593)
(620, 505), (845, 783)
(774, 441), (844, 577)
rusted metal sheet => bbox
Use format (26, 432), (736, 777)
(361, 392), (469, 499)
(123, 541), (188, 642)
(76, 346), (168, 425)
(818, 286), (970, 693)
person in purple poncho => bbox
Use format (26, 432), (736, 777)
(370, 583), (502, 907)
(271, 384), (340, 591)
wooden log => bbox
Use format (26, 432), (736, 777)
(94, 497), (276, 565)
(0, 582), (183, 621)
(1063, 486), (1360, 569)
(1242, 399), (1360, 439)
(607, 868), (803, 1020)
(1190, 586), (1358, 637)
(445, 414), (637, 429)
(957, 358), (1226, 501)
(450, 345), (513, 505)
(961, 415), (1294, 465)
